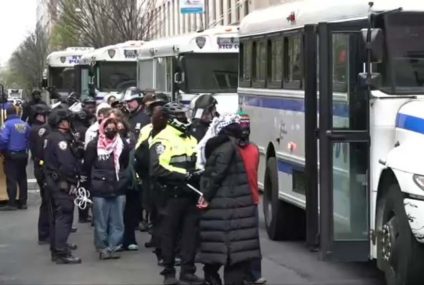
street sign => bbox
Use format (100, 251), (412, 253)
(180, 0), (204, 14)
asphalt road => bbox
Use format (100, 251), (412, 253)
(0, 190), (386, 285)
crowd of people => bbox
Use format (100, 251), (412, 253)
(0, 88), (266, 285)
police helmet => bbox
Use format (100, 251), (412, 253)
(123, 86), (143, 102)
(154, 93), (170, 103)
(191, 94), (217, 119)
(32, 89), (41, 97)
(33, 104), (50, 116)
(82, 97), (96, 106)
(48, 108), (72, 128)
(163, 102), (188, 117)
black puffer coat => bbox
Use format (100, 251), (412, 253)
(198, 134), (260, 266)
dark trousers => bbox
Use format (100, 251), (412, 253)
(160, 196), (199, 275)
(46, 177), (74, 255)
(204, 261), (250, 285)
(35, 165), (49, 241)
(123, 191), (141, 247)
(4, 155), (28, 206)
(78, 206), (89, 221)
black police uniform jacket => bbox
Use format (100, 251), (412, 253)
(128, 108), (150, 145)
(44, 130), (80, 183)
(198, 135), (260, 266)
(29, 122), (49, 181)
(83, 138), (130, 198)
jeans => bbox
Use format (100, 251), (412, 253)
(93, 196), (126, 252)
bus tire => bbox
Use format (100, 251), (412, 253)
(377, 183), (424, 285)
(263, 157), (303, 240)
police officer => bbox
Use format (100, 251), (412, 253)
(124, 86), (150, 144)
(44, 109), (83, 264)
(0, 106), (31, 210)
(29, 104), (51, 242)
(72, 97), (96, 223)
(189, 94), (218, 142)
(149, 102), (203, 285)
(21, 89), (47, 125)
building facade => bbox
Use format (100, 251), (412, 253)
(148, 0), (292, 39)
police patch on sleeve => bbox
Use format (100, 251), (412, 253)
(58, 141), (68, 150)
(38, 128), (46, 137)
(155, 143), (166, 155)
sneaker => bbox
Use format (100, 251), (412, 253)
(19, 204), (27, 210)
(179, 273), (204, 285)
(55, 254), (81, 264)
(163, 274), (178, 285)
(253, 277), (267, 284)
(99, 250), (112, 260)
(127, 244), (139, 251)
(110, 251), (121, 259)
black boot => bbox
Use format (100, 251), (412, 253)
(163, 273), (178, 285)
(55, 253), (81, 264)
(179, 273), (204, 285)
(204, 272), (222, 285)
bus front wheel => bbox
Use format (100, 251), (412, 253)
(377, 183), (424, 285)
(263, 157), (304, 240)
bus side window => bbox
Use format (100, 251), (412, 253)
(268, 37), (284, 89)
(252, 40), (267, 88)
(332, 34), (349, 92)
(284, 35), (303, 89)
(239, 41), (253, 87)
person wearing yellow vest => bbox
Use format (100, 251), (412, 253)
(149, 102), (203, 285)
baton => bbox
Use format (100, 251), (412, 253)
(186, 183), (203, 197)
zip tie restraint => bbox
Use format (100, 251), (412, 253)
(73, 182), (93, 210)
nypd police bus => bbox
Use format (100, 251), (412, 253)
(239, 0), (424, 284)
(137, 26), (239, 114)
(78, 41), (144, 102)
(45, 47), (94, 98)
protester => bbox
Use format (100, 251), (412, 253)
(237, 112), (266, 285)
(83, 117), (130, 260)
(0, 106), (31, 210)
(84, 103), (111, 148)
(197, 114), (261, 285)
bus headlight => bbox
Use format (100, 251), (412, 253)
(413, 174), (424, 190)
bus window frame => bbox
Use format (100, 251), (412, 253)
(252, 37), (267, 88)
(239, 40), (253, 88)
(267, 34), (284, 89)
(283, 32), (303, 90)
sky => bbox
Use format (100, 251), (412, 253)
(0, 0), (37, 66)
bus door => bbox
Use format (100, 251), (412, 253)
(318, 21), (370, 261)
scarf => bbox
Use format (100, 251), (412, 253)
(97, 119), (123, 180)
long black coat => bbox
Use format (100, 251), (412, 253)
(198, 135), (260, 266)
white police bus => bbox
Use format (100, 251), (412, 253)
(239, 0), (424, 283)
(78, 41), (144, 102)
(45, 47), (94, 98)
(137, 26), (239, 114)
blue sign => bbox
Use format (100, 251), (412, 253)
(180, 0), (204, 14)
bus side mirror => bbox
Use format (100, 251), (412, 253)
(361, 28), (384, 63)
(41, 78), (48, 88)
(88, 65), (95, 77)
(358, 72), (381, 89)
(174, 72), (184, 85)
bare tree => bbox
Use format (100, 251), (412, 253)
(51, 0), (158, 49)
(8, 24), (50, 93)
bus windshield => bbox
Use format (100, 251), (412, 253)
(182, 53), (238, 93)
(98, 62), (136, 92)
(49, 67), (75, 92)
(385, 12), (424, 93)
